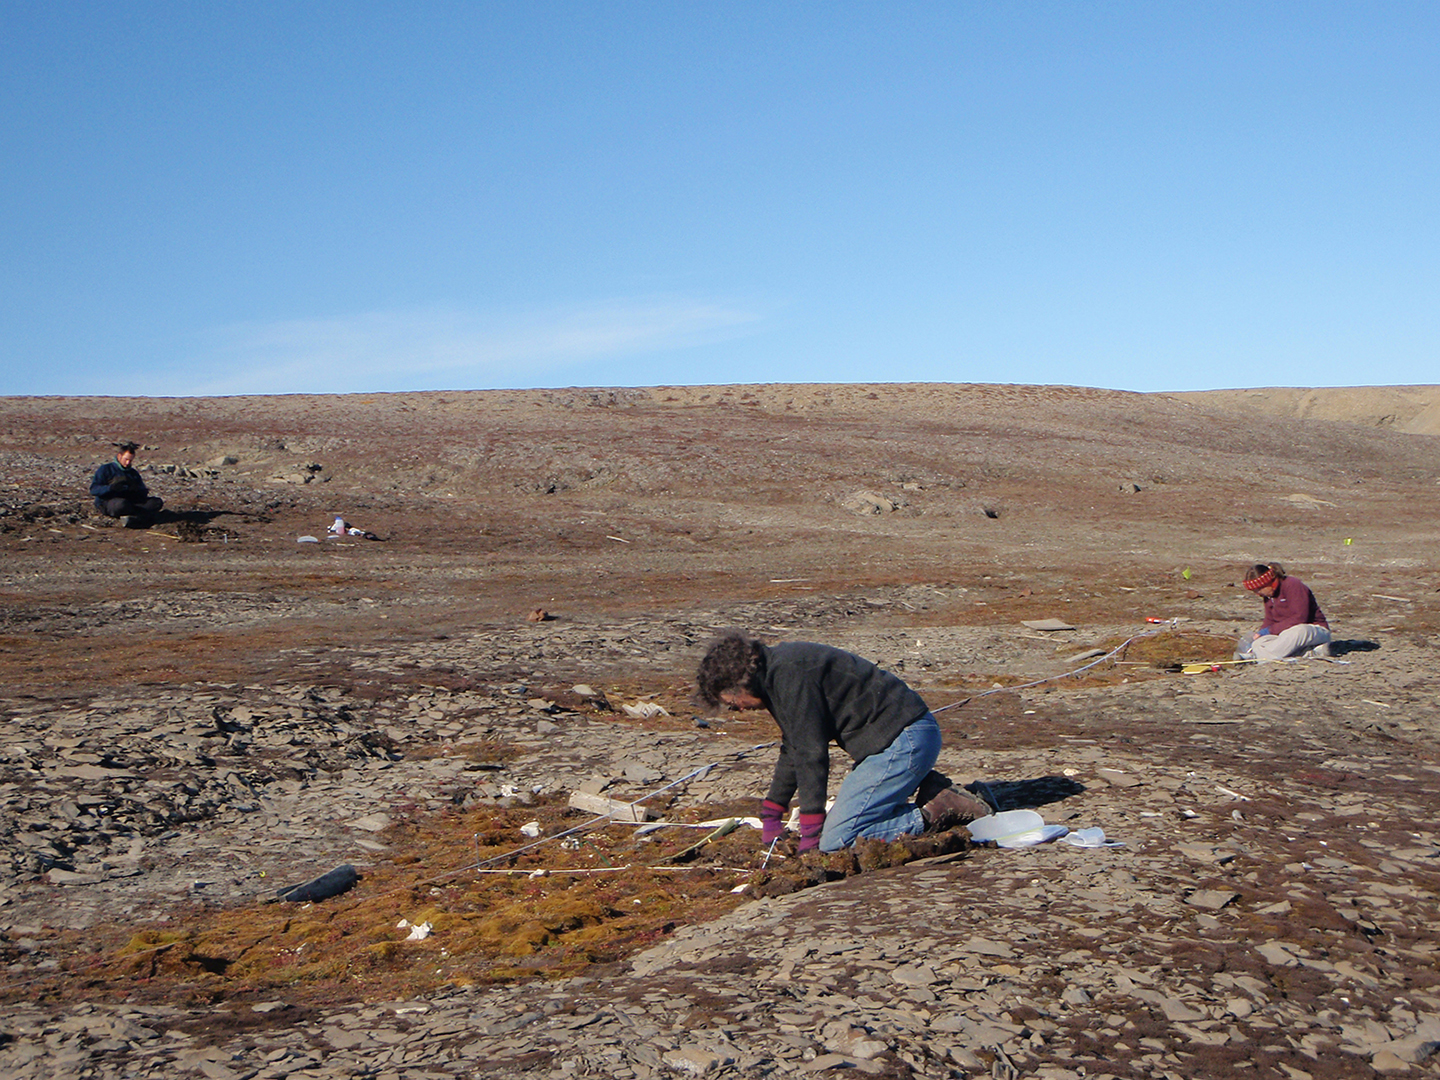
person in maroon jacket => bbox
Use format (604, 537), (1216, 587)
(1236, 563), (1332, 660)
(696, 631), (991, 853)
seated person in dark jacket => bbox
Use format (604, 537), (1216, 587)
(697, 631), (991, 853)
(90, 442), (163, 526)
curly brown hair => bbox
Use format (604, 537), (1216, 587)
(695, 630), (766, 707)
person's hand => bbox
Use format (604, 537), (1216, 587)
(760, 799), (787, 845)
(797, 812), (825, 853)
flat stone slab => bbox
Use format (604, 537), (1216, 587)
(346, 813), (392, 832)
(1185, 889), (1239, 911)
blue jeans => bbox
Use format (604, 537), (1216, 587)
(819, 714), (939, 852)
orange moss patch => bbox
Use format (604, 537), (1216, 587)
(7, 796), (966, 1008)
(1099, 629), (1236, 669)
(1048, 630), (1238, 689)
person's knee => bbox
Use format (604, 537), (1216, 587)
(1247, 635), (1283, 660)
(819, 820), (865, 852)
(818, 816), (855, 852)
(1259, 626), (1321, 659)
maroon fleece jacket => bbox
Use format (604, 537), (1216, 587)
(1262, 575), (1328, 634)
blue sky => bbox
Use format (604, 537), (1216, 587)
(3, 3), (1437, 396)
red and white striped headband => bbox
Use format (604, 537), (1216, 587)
(1245, 568), (1279, 592)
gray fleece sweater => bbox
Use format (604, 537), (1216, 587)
(758, 642), (931, 814)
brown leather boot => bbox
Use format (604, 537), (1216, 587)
(920, 786), (992, 831)
(963, 780), (1000, 813)
(915, 769), (954, 807)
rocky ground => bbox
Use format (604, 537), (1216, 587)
(0, 383), (1438, 1079)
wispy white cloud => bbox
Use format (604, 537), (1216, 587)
(166, 298), (764, 395)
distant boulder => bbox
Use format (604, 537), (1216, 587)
(840, 490), (897, 515)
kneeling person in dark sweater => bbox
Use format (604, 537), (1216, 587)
(90, 441), (164, 527)
(697, 631), (991, 853)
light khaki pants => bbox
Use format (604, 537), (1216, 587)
(1242, 623), (1332, 660)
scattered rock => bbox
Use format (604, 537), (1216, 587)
(1185, 888), (1239, 910)
(1095, 767), (1142, 788)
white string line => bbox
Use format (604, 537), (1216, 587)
(470, 741), (777, 870)
(931, 622), (1173, 714)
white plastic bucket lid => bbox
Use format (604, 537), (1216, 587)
(967, 809), (1069, 848)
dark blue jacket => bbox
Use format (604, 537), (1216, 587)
(90, 460), (149, 501)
